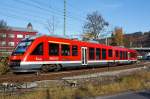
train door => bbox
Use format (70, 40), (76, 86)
(128, 52), (130, 61)
(81, 47), (88, 65)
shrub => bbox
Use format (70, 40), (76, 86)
(0, 57), (9, 75)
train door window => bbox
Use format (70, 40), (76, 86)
(102, 49), (106, 59)
(61, 44), (70, 56)
(31, 43), (43, 55)
(89, 48), (95, 60)
(72, 45), (78, 56)
(49, 43), (59, 56)
(116, 50), (119, 57)
(96, 48), (101, 60)
(108, 49), (112, 57)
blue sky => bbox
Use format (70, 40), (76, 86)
(0, 0), (150, 37)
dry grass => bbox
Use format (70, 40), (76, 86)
(0, 90), (46, 99)
(0, 58), (9, 75)
(0, 63), (9, 75)
(0, 71), (150, 99)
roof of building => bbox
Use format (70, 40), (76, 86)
(9, 26), (38, 32)
(27, 22), (32, 27)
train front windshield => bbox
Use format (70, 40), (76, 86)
(12, 40), (33, 55)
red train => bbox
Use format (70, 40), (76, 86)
(9, 35), (137, 72)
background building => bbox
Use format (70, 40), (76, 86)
(0, 23), (37, 56)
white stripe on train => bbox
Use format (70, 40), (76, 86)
(20, 60), (137, 65)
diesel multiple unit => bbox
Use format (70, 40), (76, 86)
(9, 35), (137, 72)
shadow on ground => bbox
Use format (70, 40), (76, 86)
(136, 90), (150, 98)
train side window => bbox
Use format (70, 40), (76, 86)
(125, 52), (128, 59)
(122, 51), (125, 59)
(72, 45), (78, 56)
(124, 52), (126, 59)
(108, 49), (112, 57)
(116, 50), (119, 57)
(96, 48), (101, 60)
(122, 51), (123, 59)
(49, 43), (59, 56)
(89, 48), (95, 60)
(122, 51), (124, 59)
(31, 43), (43, 55)
(102, 49), (106, 59)
(120, 51), (123, 59)
(61, 44), (70, 56)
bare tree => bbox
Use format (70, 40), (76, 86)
(45, 16), (58, 35)
(83, 11), (109, 40)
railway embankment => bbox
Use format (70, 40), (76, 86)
(0, 62), (150, 99)
(0, 61), (148, 82)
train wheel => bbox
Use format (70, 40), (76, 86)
(112, 62), (118, 66)
(54, 64), (62, 72)
(41, 65), (51, 73)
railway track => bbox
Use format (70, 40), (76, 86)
(0, 61), (149, 83)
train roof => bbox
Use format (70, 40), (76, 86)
(25, 35), (135, 51)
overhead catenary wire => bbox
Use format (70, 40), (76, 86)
(58, 0), (86, 21)
(0, 1), (56, 24)
(13, 0), (86, 29)
(0, 3), (48, 22)
(30, 0), (86, 22)
(0, 10), (46, 25)
(15, 0), (86, 22)
(0, 1), (77, 27)
(0, 0), (87, 25)
(13, 0), (63, 18)
(28, 0), (86, 36)
(0, 0), (86, 36)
